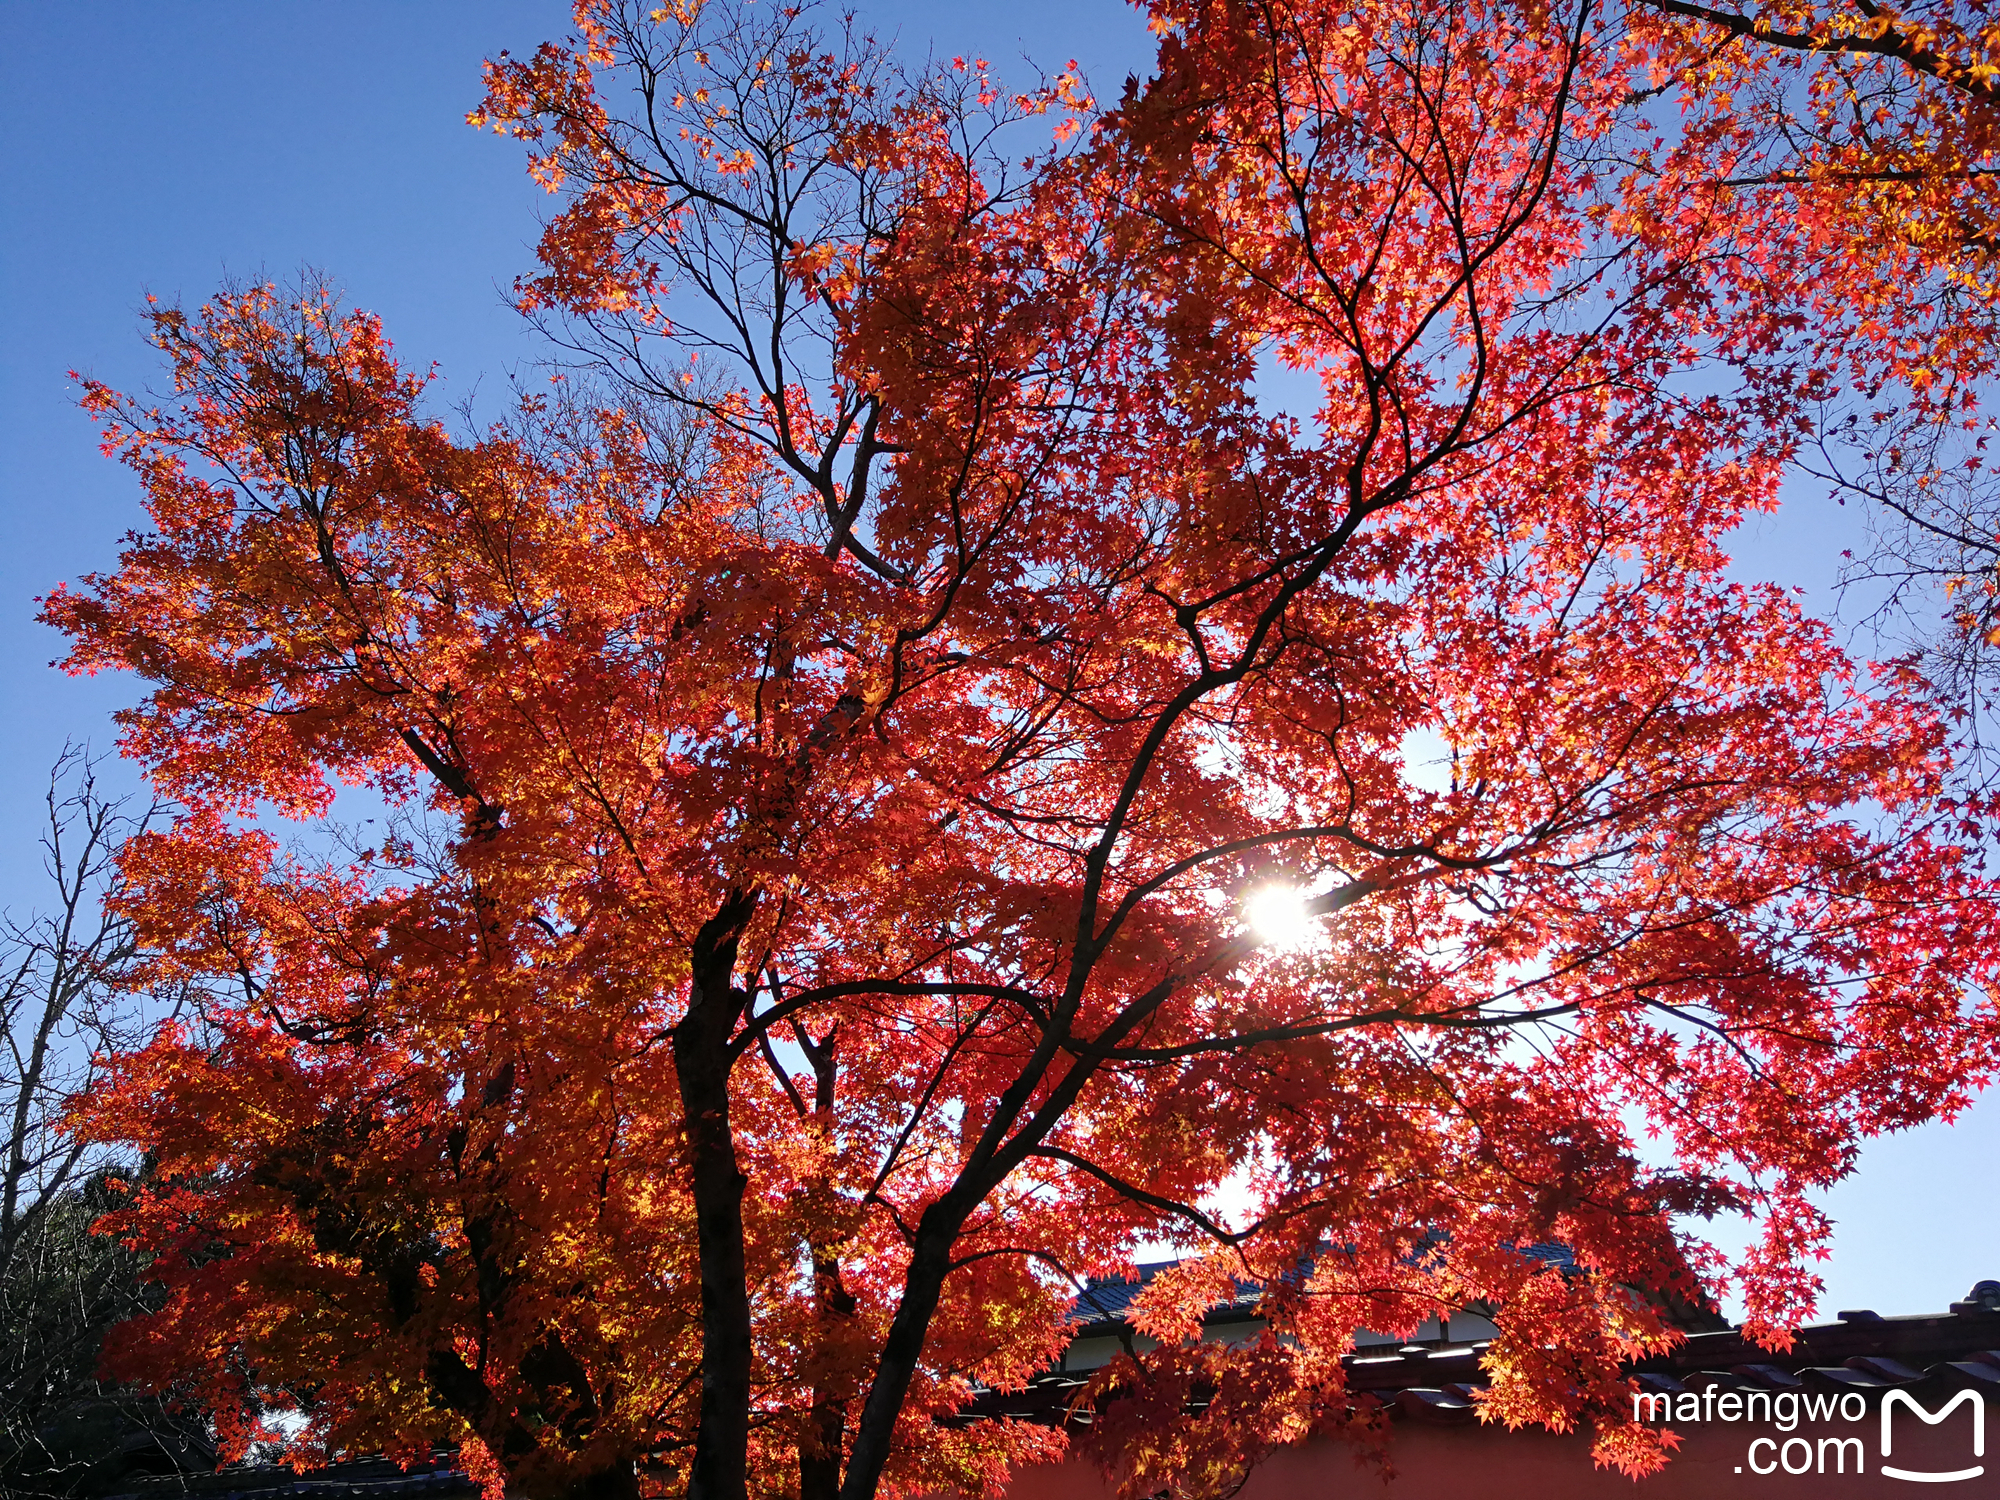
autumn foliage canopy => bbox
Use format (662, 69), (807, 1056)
(42, 0), (2000, 1497)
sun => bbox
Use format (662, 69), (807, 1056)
(1242, 884), (1316, 952)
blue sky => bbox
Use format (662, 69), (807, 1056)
(1, 1), (1992, 1324)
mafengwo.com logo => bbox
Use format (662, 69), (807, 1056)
(1633, 1385), (1987, 1480)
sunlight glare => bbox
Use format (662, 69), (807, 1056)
(1243, 884), (1315, 952)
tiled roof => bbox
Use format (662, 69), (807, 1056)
(1067, 1261), (1262, 1331)
(1066, 1244), (1580, 1335)
(962, 1277), (2000, 1428)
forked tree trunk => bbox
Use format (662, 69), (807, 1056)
(675, 891), (761, 1500)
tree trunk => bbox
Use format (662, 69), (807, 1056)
(836, 1215), (958, 1500)
(800, 1247), (856, 1500)
(675, 890), (760, 1500)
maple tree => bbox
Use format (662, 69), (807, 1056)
(1612, 0), (2000, 759)
(40, 1), (2000, 1499)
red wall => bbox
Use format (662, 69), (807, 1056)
(1004, 1405), (1994, 1499)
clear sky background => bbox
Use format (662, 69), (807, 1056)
(2, 2), (1992, 1325)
